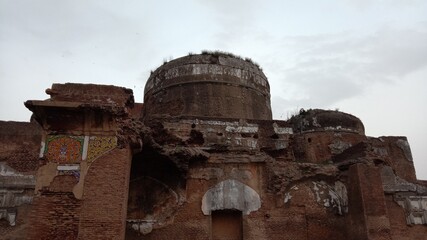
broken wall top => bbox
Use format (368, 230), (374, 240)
(24, 83), (136, 134)
(45, 83), (134, 108)
(288, 109), (365, 135)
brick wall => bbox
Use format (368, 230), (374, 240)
(78, 147), (131, 240)
(348, 164), (391, 240)
(385, 195), (427, 240)
(27, 175), (81, 240)
(371, 137), (417, 182)
(0, 204), (33, 239)
(292, 131), (366, 164)
(0, 121), (41, 173)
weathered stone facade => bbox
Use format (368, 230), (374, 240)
(0, 52), (426, 239)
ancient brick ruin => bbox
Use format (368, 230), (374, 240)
(1, 52), (426, 239)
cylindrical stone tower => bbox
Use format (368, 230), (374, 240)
(143, 53), (272, 120)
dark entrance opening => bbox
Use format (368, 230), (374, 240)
(211, 210), (243, 240)
(126, 146), (185, 237)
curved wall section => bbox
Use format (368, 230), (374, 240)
(143, 54), (272, 120)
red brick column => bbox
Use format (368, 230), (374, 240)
(28, 175), (81, 240)
(78, 147), (132, 240)
(348, 164), (391, 240)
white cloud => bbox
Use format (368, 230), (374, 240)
(264, 24), (427, 119)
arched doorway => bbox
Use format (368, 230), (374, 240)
(202, 179), (261, 240)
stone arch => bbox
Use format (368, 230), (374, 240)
(201, 179), (261, 215)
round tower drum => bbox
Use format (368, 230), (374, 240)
(143, 53), (272, 120)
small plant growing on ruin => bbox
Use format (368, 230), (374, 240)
(200, 50), (262, 71)
(201, 50), (241, 59)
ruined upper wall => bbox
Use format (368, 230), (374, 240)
(0, 121), (41, 173)
(25, 83), (136, 133)
(0, 121), (39, 230)
(288, 109), (365, 135)
(143, 53), (272, 120)
(45, 83), (134, 108)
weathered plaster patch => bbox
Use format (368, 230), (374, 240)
(35, 159), (85, 198)
(0, 208), (16, 226)
(373, 147), (388, 157)
(274, 140), (287, 150)
(283, 185), (300, 204)
(233, 137), (258, 149)
(272, 123), (293, 134)
(73, 162), (89, 199)
(284, 192), (292, 203)
(0, 163), (23, 177)
(395, 196), (427, 225)
(396, 139), (413, 161)
(381, 166), (426, 194)
(39, 141), (45, 158)
(247, 139), (258, 149)
(73, 161), (88, 199)
(329, 140), (352, 155)
(35, 162), (58, 193)
(128, 220), (156, 235)
(201, 179), (261, 215)
(311, 181), (348, 215)
(323, 126), (355, 132)
(187, 119), (258, 128)
(225, 126), (258, 133)
(312, 117), (321, 127)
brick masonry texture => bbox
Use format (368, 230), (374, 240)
(78, 148), (131, 240)
(1, 52), (426, 239)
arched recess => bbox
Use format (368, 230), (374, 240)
(201, 179), (261, 215)
(126, 147), (186, 235)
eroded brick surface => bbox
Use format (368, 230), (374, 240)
(1, 52), (426, 239)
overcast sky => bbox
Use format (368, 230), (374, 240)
(0, 0), (426, 179)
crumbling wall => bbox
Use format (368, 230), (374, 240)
(287, 109), (365, 135)
(385, 195), (427, 240)
(4, 56), (425, 240)
(0, 121), (40, 173)
(78, 148), (131, 240)
(127, 148), (186, 235)
(371, 136), (417, 182)
(292, 131), (366, 164)
(347, 164), (391, 240)
(0, 121), (40, 238)
(28, 175), (81, 240)
(125, 115), (354, 240)
(46, 83), (134, 107)
(23, 83), (137, 240)
(126, 109), (426, 240)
